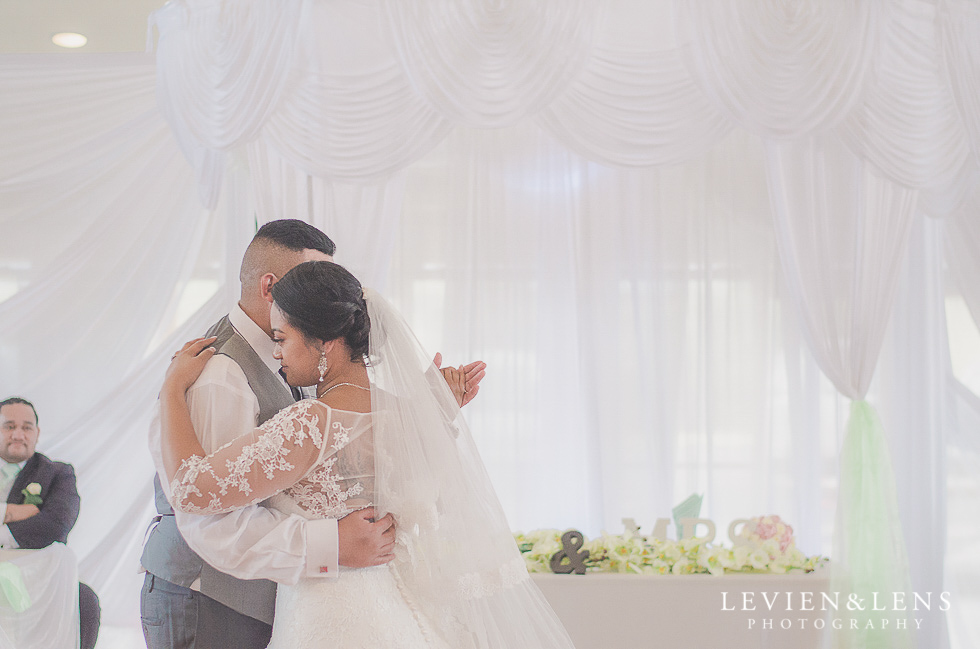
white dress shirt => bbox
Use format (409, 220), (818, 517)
(148, 303), (338, 584)
(0, 460), (27, 548)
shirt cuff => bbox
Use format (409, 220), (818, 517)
(0, 517), (19, 550)
(304, 518), (338, 579)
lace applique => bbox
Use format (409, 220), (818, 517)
(330, 420), (352, 452)
(170, 461), (206, 513)
(176, 454), (213, 485)
(283, 412), (369, 518)
(169, 400), (322, 514)
(457, 557), (529, 600)
(219, 400), (322, 497)
(286, 457), (365, 519)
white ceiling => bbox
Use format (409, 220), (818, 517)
(0, 0), (166, 53)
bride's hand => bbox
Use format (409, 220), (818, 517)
(163, 337), (217, 394)
(442, 365), (466, 407)
(434, 353), (486, 407)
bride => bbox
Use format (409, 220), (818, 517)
(159, 261), (575, 649)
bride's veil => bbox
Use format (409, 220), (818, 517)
(365, 289), (575, 649)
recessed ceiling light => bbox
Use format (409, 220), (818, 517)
(52, 33), (88, 49)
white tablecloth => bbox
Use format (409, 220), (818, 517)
(533, 570), (830, 649)
(0, 544), (80, 649)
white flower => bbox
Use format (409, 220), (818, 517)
(698, 546), (733, 576)
(660, 543), (682, 563)
(768, 558), (789, 574)
(761, 538), (781, 556)
(25, 483), (41, 496)
(749, 548), (771, 570)
(732, 545), (752, 568)
(671, 557), (695, 575)
(650, 558), (671, 575)
(514, 525), (826, 576)
(785, 547), (805, 564)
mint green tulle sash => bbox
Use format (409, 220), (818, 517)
(0, 562), (31, 613)
(832, 400), (913, 649)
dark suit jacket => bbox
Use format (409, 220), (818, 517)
(5, 452), (80, 549)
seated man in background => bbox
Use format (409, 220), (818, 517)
(0, 397), (100, 649)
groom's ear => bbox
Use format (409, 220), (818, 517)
(260, 273), (278, 303)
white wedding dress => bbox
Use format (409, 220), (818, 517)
(171, 399), (449, 649)
(266, 495), (450, 649)
(170, 289), (576, 649)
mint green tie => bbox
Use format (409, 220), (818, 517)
(0, 464), (18, 490)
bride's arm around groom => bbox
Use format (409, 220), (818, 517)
(140, 220), (486, 649)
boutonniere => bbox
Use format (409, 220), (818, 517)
(21, 483), (42, 506)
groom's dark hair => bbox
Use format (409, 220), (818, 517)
(0, 397), (38, 425)
(254, 219), (336, 256)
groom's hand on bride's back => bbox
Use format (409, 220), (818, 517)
(338, 507), (396, 567)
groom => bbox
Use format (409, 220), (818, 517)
(142, 220), (485, 649)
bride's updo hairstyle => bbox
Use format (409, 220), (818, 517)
(271, 261), (370, 360)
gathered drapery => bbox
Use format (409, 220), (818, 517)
(877, 216), (952, 649)
(765, 135), (918, 401)
(152, 0), (977, 203)
(536, 46), (735, 167)
(945, 194), (980, 331)
(149, 0), (308, 206)
(766, 135), (919, 647)
(676, 0), (879, 138)
(379, 0), (601, 128)
(938, 0), (980, 167)
(0, 54), (251, 623)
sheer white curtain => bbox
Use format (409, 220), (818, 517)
(0, 54), (253, 625)
(384, 124), (843, 558)
(766, 134), (918, 647)
(1, 1), (977, 645)
(874, 214), (952, 649)
(765, 135), (918, 401)
(940, 194), (980, 649)
(246, 140), (408, 288)
(944, 195), (980, 332)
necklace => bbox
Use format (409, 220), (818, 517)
(316, 382), (371, 399)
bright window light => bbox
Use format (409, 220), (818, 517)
(52, 33), (88, 49)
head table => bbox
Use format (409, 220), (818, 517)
(532, 569), (831, 649)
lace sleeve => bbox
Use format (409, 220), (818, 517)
(170, 400), (326, 515)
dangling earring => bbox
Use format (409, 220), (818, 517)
(318, 351), (329, 382)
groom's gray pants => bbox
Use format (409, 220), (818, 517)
(141, 573), (273, 649)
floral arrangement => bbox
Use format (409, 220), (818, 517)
(515, 518), (826, 576)
(21, 483), (42, 506)
(738, 515), (795, 552)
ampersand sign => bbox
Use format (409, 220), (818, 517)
(549, 530), (589, 575)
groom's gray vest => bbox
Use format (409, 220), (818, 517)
(141, 314), (296, 625)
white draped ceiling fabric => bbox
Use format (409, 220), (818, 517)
(1, 0), (978, 646)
